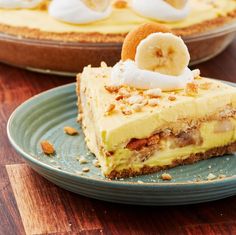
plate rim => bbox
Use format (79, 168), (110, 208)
(7, 80), (236, 188)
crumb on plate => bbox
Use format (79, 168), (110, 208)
(40, 140), (55, 155)
(82, 167), (90, 173)
(161, 173), (172, 181)
(207, 173), (217, 180)
(64, 126), (79, 135)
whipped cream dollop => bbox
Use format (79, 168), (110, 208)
(49, 0), (111, 24)
(111, 60), (194, 91)
(132, 0), (190, 22)
(0, 0), (43, 8)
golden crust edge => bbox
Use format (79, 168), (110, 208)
(0, 9), (235, 42)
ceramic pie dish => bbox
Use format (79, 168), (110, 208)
(0, 0), (236, 74)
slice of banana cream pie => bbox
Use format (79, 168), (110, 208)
(77, 24), (236, 179)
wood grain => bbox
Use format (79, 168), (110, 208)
(0, 39), (236, 235)
(6, 164), (72, 235)
(0, 166), (25, 235)
(182, 223), (236, 235)
(58, 191), (103, 232)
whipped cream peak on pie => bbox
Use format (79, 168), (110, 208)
(0, 0), (44, 8)
(48, 0), (112, 24)
(132, 0), (190, 22)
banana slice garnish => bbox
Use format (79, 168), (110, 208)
(135, 32), (190, 76)
(164, 0), (188, 9)
(81, 0), (111, 12)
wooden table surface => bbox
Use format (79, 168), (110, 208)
(1, 40), (236, 235)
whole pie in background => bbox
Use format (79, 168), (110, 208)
(0, 0), (235, 42)
(0, 0), (235, 74)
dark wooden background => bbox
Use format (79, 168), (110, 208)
(0, 40), (236, 235)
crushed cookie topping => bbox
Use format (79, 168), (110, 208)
(104, 82), (184, 116)
(141, 99), (148, 106)
(104, 85), (120, 93)
(119, 103), (125, 110)
(113, 0), (127, 8)
(138, 90), (144, 95)
(63, 126), (78, 135)
(131, 103), (143, 112)
(148, 98), (159, 107)
(105, 104), (116, 116)
(185, 82), (198, 96)
(144, 88), (162, 98)
(192, 69), (201, 79)
(118, 87), (131, 97)
(168, 95), (176, 101)
(40, 140), (55, 155)
(199, 82), (212, 90)
(115, 95), (124, 101)
(127, 95), (144, 105)
(122, 108), (133, 115)
(38, 1), (50, 10)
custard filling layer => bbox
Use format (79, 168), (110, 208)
(101, 118), (236, 174)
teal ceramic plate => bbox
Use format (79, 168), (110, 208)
(7, 82), (236, 206)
